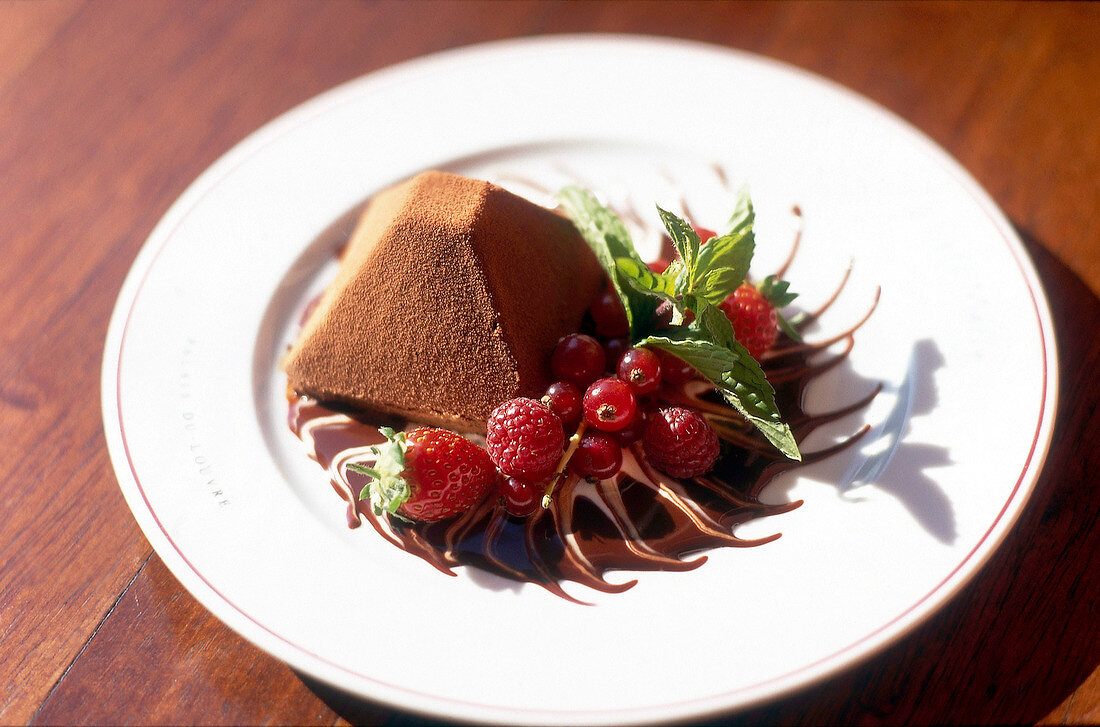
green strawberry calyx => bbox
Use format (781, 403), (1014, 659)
(757, 274), (804, 343)
(347, 426), (413, 518)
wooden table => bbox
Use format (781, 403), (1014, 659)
(2, 1), (1097, 724)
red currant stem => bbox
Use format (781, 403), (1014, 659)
(542, 420), (588, 509)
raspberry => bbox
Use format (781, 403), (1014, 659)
(642, 407), (720, 478)
(719, 283), (778, 359)
(486, 398), (565, 481)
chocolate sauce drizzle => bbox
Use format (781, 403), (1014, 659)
(287, 232), (879, 603)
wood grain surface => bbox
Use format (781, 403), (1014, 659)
(1, 1), (1097, 724)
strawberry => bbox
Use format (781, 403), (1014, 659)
(694, 225), (717, 244)
(348, 426), (495, 522)
(719, 284), (778, 359)
(718, 275), (801, 359)
(647, 258), (671, 274)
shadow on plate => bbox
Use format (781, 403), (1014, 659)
(840, 337), (956, 544)
(763, 330), (956, 544)
(709, 227), (1100, 725)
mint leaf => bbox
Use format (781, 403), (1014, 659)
(656, 205), (701, 290)
(615, 257), (677, 301)
(695, 266), (744, 305)
(694, 187), (755, 301)
(656, 203), (754, 305)
(695, 233), (754, 301)
(558, 186), (656, 337)
(664, 259), (685, 285)
(695, 301), (740, 350)
(641, 331), (802, 460)
(724, 184), (755, 239)
(560, 184), (800, 461)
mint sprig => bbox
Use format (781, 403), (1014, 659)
(558, 186), (658, 338)
(640, 326), (800, 460)
(656, 205), (701, 285)
(694, 186), (755, 303)
(559, 185), (801, 461)
(348, 426), (413, 518)
(614, 256), (678, 302)
(654, 186), (757, 314)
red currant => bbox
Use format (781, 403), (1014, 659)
(616, 347), (661, 396)
(657, 350), (696, 385)
(543, 381), (582, 427)
(551, 333), (606, 388)
(589, 289), (629, 338)
(582, 377), (637, 432)
(602, 337), (629, 371)
(499, 476), (541, 517)
(569, 433), (623, 479)
(611, 406), (650, 446)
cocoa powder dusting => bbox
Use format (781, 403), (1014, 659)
(284, 171), (604, 432)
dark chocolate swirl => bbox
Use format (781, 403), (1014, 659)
(287, 265), (878, 603)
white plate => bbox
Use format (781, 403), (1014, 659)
(102, 36), (1057, 725)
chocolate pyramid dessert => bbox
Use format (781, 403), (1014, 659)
(285, 170), (605, 432)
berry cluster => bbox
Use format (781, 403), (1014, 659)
(476, 253), (793, 517)
(355, 244), (790, 523)
(483, 321), (724, 517)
